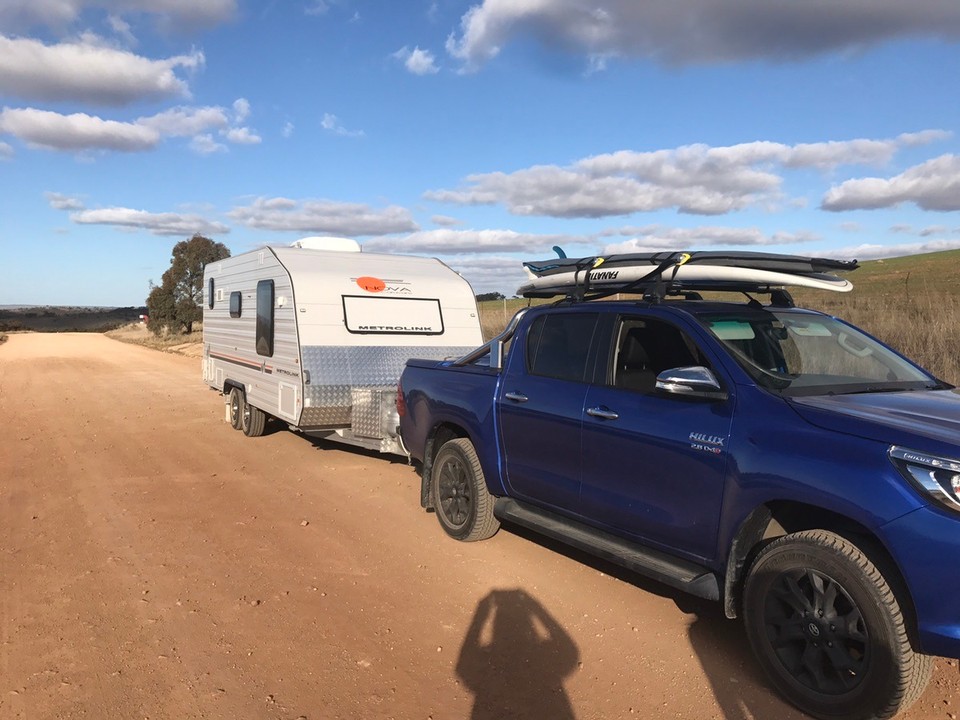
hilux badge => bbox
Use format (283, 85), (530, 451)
(689, 432), (725, 455)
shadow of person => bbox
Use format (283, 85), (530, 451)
(457, 589), (579, 720)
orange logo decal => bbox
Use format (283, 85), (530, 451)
(357, 276), (386, 293)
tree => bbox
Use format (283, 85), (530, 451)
(475, 291), (505, 302)
(146, 233), (230, 335)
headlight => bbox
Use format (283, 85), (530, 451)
(889, 446), (960, 513)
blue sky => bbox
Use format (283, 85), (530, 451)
(1, 0), (960, 306)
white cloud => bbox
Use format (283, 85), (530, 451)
(305, 0), (329, 16)
(0, 141), (12, 159)
(600, 225), (818, 254)
(106, 14), (136, 45)
(0, 107), (159, 151)
(223, 127), (261, 144)
(320, 112), (365, 138)
(445, 0), (960, 70)
(440, 255), (533, 295)
(190, 134), (226, 155)
(282, 121), (295, 138)
(69, 207), (230, 236)
(138, 106), (228, 136)
(233, 98), (250, 123)
(431, 214), (463, 227)
(822, 155), (960, 212)
(0, 105), (254, 154)
(229, 197), (417, 236)
(0, 0), (236, 32)
(393, 45), (440, 75)
(45, 191), (85, 210)
(427, 133), (948, 219)
(365, 228), (582, 254)
(0, 34), (204, 106)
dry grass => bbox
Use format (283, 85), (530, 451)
(794, 291), (960, 385)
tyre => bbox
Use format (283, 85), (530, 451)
(228, 387), (245, 430)
(743, 530), (932, 720)
(431, 438), (500, 542)
(241, 398), (267, 437)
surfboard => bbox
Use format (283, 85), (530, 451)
(517, 251), (858, 298)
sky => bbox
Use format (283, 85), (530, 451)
(1, 0), (960, 306)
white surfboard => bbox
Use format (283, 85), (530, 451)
(517, 262), (854, 297)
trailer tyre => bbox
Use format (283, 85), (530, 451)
(431, 438), (499, 542)
(241, 400), (267, 437)
(228, 387), (245, 430)
(743, 530), (932, 720)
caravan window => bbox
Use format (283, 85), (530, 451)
(229, 291), (242, 318)
(256, 280), (274, 357)
(342, 296), (444, 335)
(208, 278), (215, 309)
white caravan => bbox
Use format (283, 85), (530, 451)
(202, 238), (482, 455)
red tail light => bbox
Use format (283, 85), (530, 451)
(396, 380), (406, 417)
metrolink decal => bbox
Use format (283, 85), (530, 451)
(358, 325), (436, 332)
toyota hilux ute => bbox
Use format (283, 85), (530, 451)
(397, 254), (960, 720)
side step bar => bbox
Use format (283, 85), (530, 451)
(494, 498), (719, 601)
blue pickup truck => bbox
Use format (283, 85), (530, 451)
(398, 263), (960, 720)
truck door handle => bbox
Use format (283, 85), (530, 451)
(504, 392), (529, 403)
(586, 407), (619, 420)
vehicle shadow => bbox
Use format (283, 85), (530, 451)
(502, 524), (804, 719)
(299, 432), (410, 464)
(457, 588), (580, 720)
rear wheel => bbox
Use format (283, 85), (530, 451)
(431, 438), (499, 542)
(743, 530), (932, 720)
(228, 387), (244, 430)
(241, 399), (267, 437)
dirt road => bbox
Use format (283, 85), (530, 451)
(1, 333), (957, 720)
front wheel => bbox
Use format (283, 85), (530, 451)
(431, 438), (499, 542)
(743, 530), (932, 720)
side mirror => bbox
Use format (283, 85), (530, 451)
(655, 366), (727, 401)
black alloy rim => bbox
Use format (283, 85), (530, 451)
(437, 456), (471, 527)
(763, 568), (869, 695)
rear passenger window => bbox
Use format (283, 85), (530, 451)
(526, 313), (598, 382)
(256, 280), (274, 357)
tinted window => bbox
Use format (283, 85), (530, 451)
(229, 291), (242, 318)
(256, 280), (274, 357)
(612, 317), (707, 393)
(208, 277), (215, 309)
(526, 313), (598, 382)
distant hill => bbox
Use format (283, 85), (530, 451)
(0, 306), (147, 333)
(835, 249), (960, 296)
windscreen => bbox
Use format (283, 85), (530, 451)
(700, 309), (941, 396)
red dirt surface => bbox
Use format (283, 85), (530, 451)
(1, 333), (957, 720)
